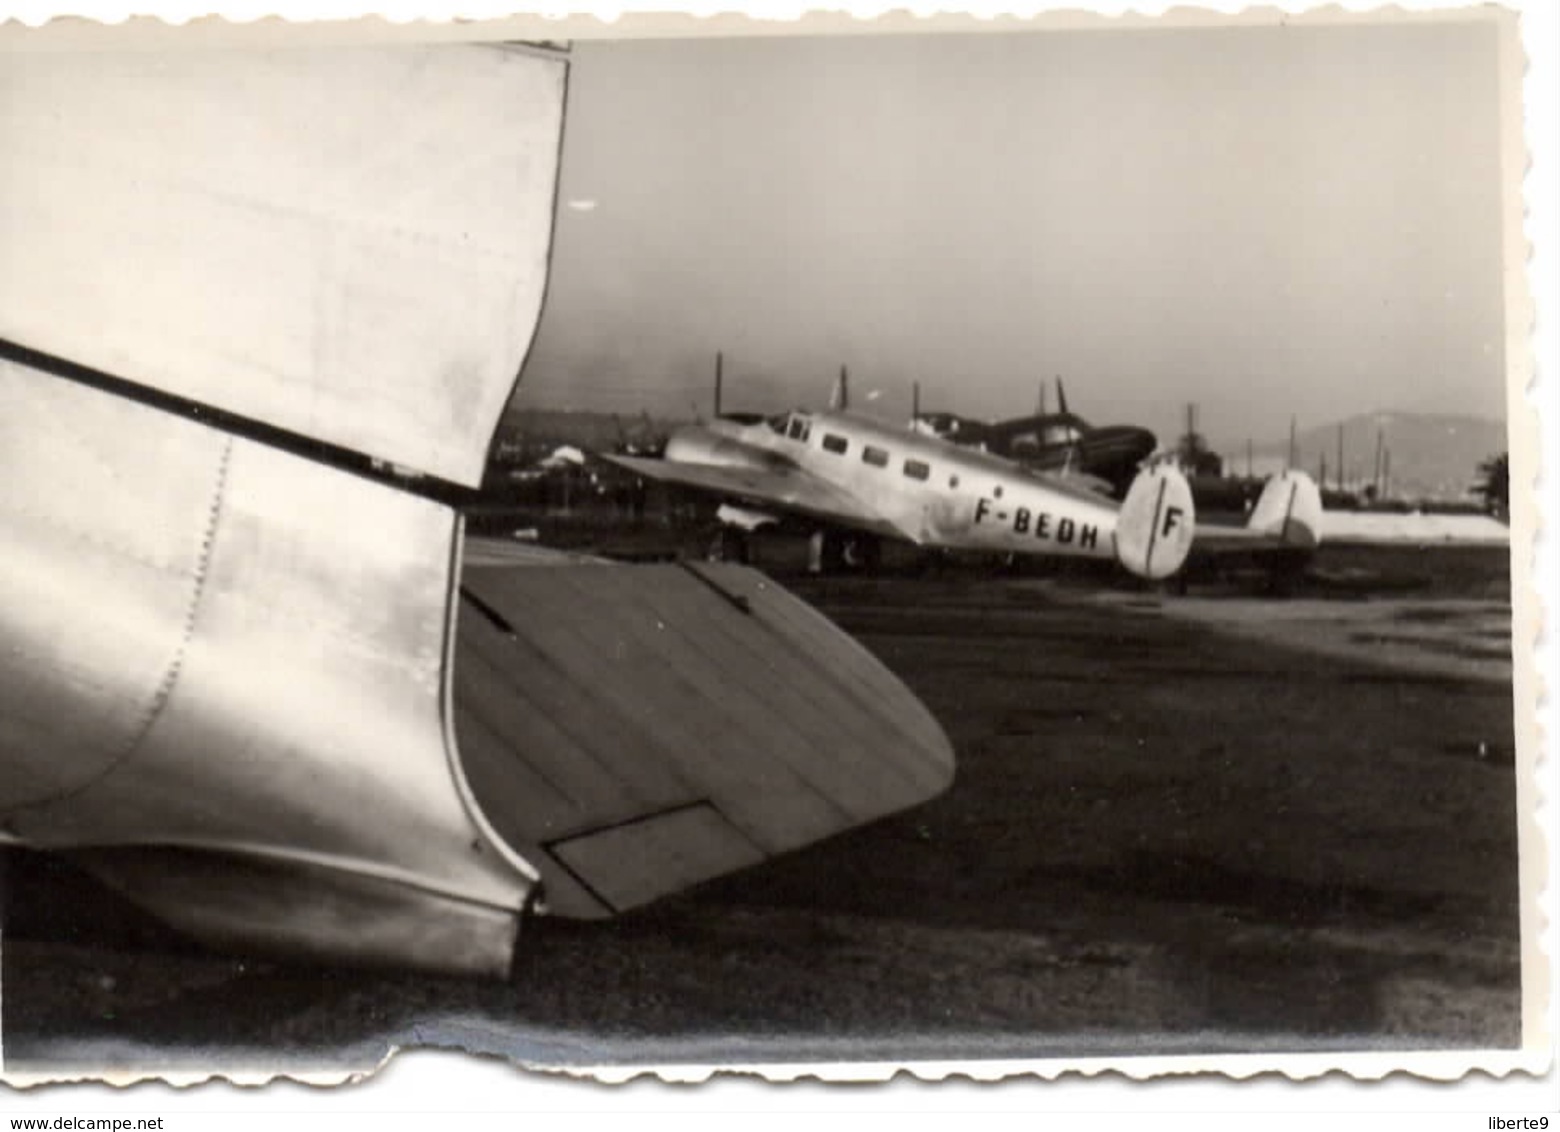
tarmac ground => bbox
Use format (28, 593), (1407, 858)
(0, 536), (1522, 1075)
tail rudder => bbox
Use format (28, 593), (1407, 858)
(1247, 470), (1323, 549)
(1115, 463), (1195, 580)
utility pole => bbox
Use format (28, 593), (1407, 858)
(1288, 415), (1298, 470)
(1336, 422), (1345, 493)
(1373, 428), (1385, 497)
(912, 380), (920, 421)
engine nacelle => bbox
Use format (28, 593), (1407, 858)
(665, 421), (790, 471)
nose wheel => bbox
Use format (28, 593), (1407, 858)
(809, 530), (882, 574)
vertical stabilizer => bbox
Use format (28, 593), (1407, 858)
(1115, 464), (1195, 580)
(1247, 470), (1324, 549)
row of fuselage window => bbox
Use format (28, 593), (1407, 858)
(806, 429), (1008, 497)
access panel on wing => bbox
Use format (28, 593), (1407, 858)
(454, 560), (955, 919)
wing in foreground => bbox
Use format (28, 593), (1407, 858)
(456, 559), (952, 918)
(0, 44), (954, 977)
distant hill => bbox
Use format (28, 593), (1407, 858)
(1218, 412), (1507, 502)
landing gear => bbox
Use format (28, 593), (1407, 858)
(843, 533), (882, 572)
(808, 529), (844, 575)
(809, 530), (882, 575)
(707, 526), (751, 565)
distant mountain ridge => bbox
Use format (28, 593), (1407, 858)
(1220, 412), (1507, 501)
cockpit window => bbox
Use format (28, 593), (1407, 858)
(786, 416), (812, 443)
(1041, 424), (1082, 446)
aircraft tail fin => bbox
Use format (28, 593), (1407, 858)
(1247, 469), (1324, 549)
(1114, 463), (1195, 580)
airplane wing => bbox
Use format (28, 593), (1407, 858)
(0, 44), (953, 979)
(456, 556), (951, 919)
(604, 453), (912, 542)
(0, 45), (562, 489)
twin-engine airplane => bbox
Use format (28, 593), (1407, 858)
(0, 44), (953, 979)
(605, 409), (1195, 577)
(606, 408), (1323, 581)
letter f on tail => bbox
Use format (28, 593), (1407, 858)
(1115, 465), (1196, 580)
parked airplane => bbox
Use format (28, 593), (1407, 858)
(606, 407), (1200, 580)
(912, 379), (1158, 497)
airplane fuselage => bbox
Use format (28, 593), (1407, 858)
(672, 410), (1133, 562)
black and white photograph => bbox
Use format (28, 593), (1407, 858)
(0, 2), (1548, 1094)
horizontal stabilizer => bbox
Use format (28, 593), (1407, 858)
(455, 560), (955, 917)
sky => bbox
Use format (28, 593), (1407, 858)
(514, 18), (1510, 447)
